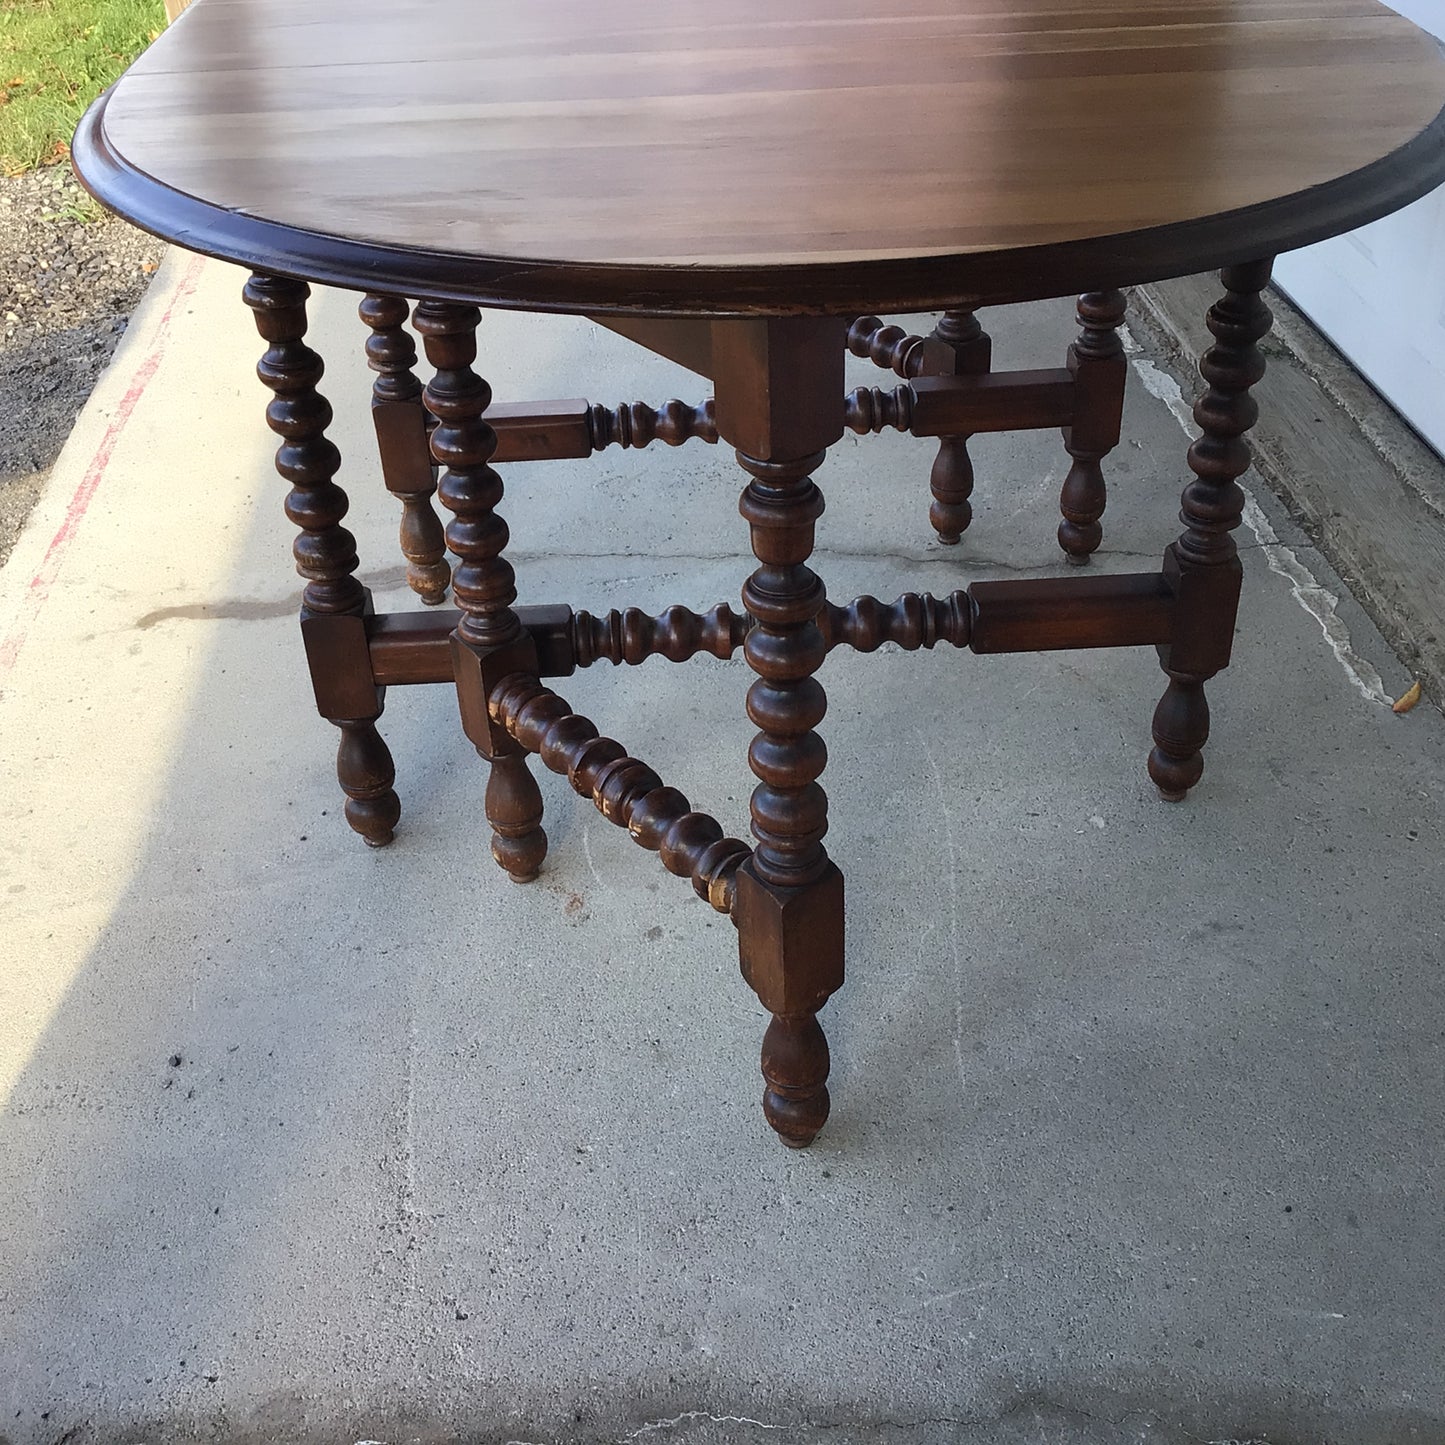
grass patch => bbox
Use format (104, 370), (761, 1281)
(1, 0), (165, 175)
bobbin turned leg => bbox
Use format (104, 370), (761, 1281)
(928, 308), (991, 544)
(1058, 290), (1127, 563)
(1149, 261), (1273, 800)
(245, 273), (401, 847)
(360, 294), (451, 605)
(714, 318), (846, 1148)
(413, 300), (546, 881)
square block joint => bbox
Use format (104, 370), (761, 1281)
(735, 860), (845, 1017)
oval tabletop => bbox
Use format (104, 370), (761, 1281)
(73, 0), (1445, 316)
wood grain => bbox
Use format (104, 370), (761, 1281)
(74, 0), (1445, 314)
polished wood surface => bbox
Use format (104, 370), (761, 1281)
(77, 0), (1445, 314)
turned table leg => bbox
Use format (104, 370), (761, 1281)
(1058, 290), (1127, 563)
(714, 318), (846, 1148)
(360, 293), (451, 606)
(928, 307), (992, 545)
(413, 300), (547, 881)
(1150, 260), (1273, 800)
(245, 273), (401, 847)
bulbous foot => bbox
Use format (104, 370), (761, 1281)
(337, 719), (401, 847)
(486, 750), (546, 882)
(761, 1014), (830, 1148)
(1149, 676), (1209, 802)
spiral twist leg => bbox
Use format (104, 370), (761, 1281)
(360, 293), (451, 605)
(572, 602), (750, 667)
(735, 448), (844, 1148)
(489, 674), (752, 912)
(245, 273), (400, 847)
(929, 308), (992, 545)
(587, 398), (717, 450)
(414, 300), (546, 881)
(1149, 261), (1273, 801)
(845, 316), (951, 379)
(1058, 290), (1127, 563)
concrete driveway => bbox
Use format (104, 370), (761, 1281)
(1, 254), (1442, 1445)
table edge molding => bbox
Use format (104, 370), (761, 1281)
(72, 88), (1445, 316)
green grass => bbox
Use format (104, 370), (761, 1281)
(0, 0), (164, 175)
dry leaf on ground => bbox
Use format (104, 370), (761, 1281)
(1393, 680), (1423, 714)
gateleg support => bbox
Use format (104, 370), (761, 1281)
(929, 308), (992, 545)
(360, 294), (452, 605)
(1058, 290), (1127, 563)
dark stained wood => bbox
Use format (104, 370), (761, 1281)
(819, 592), (972, 653)
(490, 674), (752, 913)
(844, 367), (1077, 440)
(301, 611), (381, 718)
(572, 603), (748, 668)
(969, 574), (1174, 653)
(367, 606), (577, 686)
(363, 577), (1181, 685)
(844, 383), (917, 436)
(243, 271), (400, 847)
(849, 306), (1130, 558)
(334, 719), (404, 849)
(846, 317), (954, 379)
(73, 1), (1445, 316)
(368, 610), (463, 686)
(1150, 261), (1274, 801)
(719, 320), (846, 1149)
(712, 318), (846, 458)
(359, 293), (452, 605)
(590, 316), (713, 377)
(1057, 291), (1128, 563)
(1137, 270), (1445, 708)
(487, 398), (716, 463)
(585, 398), (716, 452)
(488, 401), (594, 464)
(413, 300), (548, 881)
(908, 371), (1078, 437)
(928, 308), (993, 545)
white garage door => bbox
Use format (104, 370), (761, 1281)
(1271, 0), (1445, 458)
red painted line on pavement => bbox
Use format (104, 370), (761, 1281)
(0, 253), (207, 687)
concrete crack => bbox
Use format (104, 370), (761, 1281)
(618, 1413), (788, 1441)
(608, 1398), (1283, 1443)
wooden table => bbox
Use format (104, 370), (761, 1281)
(73, 0), (1445, 1147)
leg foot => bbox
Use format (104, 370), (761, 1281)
(337, 718), (401, 846)
(929, 435), (974, 545)
(761, 1014), (830, 1148)
(1148, 674), (1208, 801)
(1057, 474), (1104, 562)
(486, 749), (546, 881)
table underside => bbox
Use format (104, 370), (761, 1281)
(246, 270), (1272, 1147)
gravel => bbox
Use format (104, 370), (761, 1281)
(0, 165), (164, 567)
